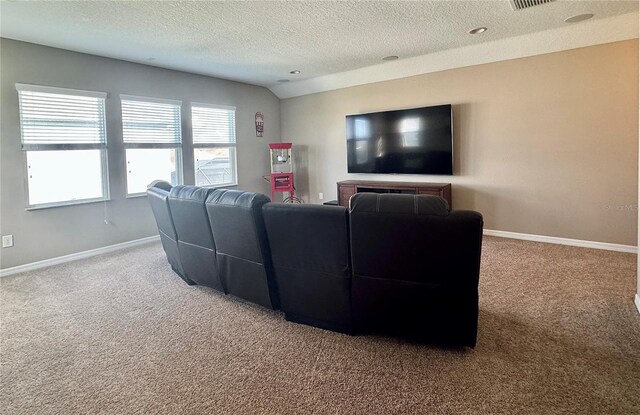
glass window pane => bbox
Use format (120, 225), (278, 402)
(126, 148), (179, 195)
(26, 150), (104, 205)
(195, 147), (236, 186)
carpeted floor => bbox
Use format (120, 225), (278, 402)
(1, 236), (638, 414)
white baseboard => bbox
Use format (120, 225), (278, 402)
(635, 294), (640, 316)
(483, 229), (637, 254)
(0, 235), (160, 278)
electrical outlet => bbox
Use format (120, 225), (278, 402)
(2, 235), (13, 248)
(319, 193), (324, 200)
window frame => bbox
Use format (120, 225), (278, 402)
(191, 102), (238, 188)
(120, 94), (184, 197)
(16, 83), (110, 210)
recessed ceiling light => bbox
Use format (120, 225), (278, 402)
(468, 27), (487, 35)
(564, 13), (594, 23)
(289, 70), (301, 74)
(382, 55), (399, 61)
(277, 79), (290, 83)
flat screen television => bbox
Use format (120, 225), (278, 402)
(346, 104), (453, 175)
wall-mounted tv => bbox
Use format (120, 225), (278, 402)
(346, 104), (453, 175)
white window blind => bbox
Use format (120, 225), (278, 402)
(120, 95), (183, 195)
(17, 86), (107, 148)
(192, 105), (236, 145)
(16, 84), (109, 208)
(121, 97), (182, 145)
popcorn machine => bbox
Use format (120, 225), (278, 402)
(269, 143), (294, 202)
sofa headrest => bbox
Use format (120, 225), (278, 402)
(169, 185), (214, 202)
(147, 185), (169, 199)
(349, 193), (449, 216)
(148, 180), (173, 192)
(206, 189), (270, 208)
(263, 203), (346, 216)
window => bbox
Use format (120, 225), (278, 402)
(191, 104), (237, 187)
(16, 84), (109, 208)
(121, 96), (183, 195)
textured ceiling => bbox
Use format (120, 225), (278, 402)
(1, 1), (638, 89)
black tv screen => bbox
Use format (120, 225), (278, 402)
(346, 104), (453, 175)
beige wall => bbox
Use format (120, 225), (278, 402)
(0, 39), (280, 269)
(281, 40), (639, 246)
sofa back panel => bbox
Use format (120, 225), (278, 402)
(349, 193), (483, 346)
(158, 233), (185, 276)
(168, 185), (222, 291)
(217, 255), (273, 307)
(147, 186), (186, 278)
(352, 276), (479, 346)
(206, 189), (271, 264)
(276, 267), (352, 332)
(148, 186), (178, 241)
(169, 186), (216, 249)
(178, 242), (222, 291)
(262, 204), (351, 276)
(349, 194), (483, 286)
(206, 189), (278, 309)
(263, 203), (352, 332)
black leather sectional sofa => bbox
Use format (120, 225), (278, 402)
(147, 181), (483, 347)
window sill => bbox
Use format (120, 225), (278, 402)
(26, 197), (110, 211)
(126, 193), (148, 199)
(126, 183), (237, 198)
(199, 183), (238, 189)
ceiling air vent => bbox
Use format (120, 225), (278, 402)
(510, 0), (555, 11)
